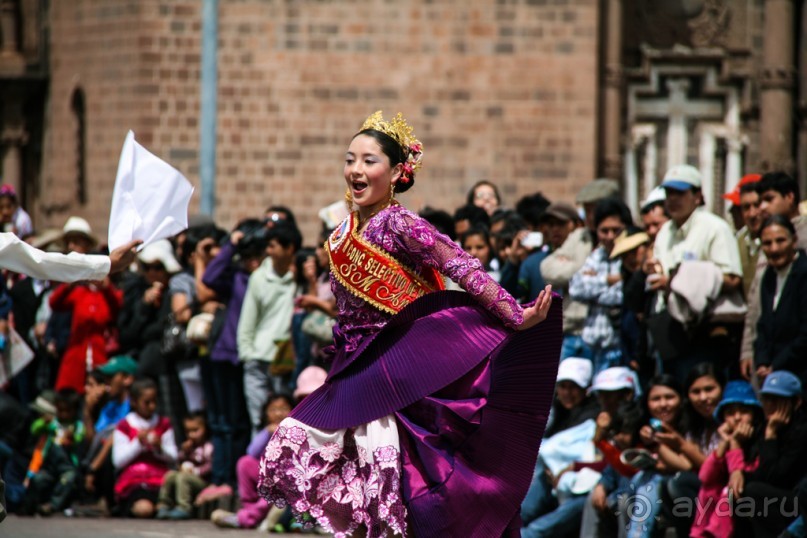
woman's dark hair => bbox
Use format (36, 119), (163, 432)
(294, 247), (319, 287)
(180, 224), (227, 268)
(466, 180), (503, 207)
(453, 204), (491, 229)
(130, 378), (157, 402)
(355, 129), (414, 193)
(265, 205), (298, 228)
(680, 362), (725, 439)
(609, 400), (645, 443)
(594, 197), (633, 229)
(760, 214), (797, 237)
(267, 221), (303, 253)
(419, 207), (455, 239)
(643, 374), (683, 430)
(259, 393), (295, 428)
(515, 193), (551, 228)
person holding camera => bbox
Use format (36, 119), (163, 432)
(195, 218), (269, 499)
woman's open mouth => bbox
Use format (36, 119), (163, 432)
(352, 181), (368, 195)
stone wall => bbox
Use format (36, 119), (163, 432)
(42, 0), (599, 243)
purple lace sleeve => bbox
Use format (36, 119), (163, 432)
(385, 208), (524, 328)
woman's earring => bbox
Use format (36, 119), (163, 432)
(345, 188), (353, 210)
(389, 182), (396, 203)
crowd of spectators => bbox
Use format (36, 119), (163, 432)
(0, 164), (806, 537)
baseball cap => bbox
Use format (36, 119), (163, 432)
(760, 370), (802, 398)
(576, 179), (620, 204)
(591, 366), (636, 393)
(540, 202), (581, 223)
(138, 239), (181, 273)
(714, 380), (761, 421)
(556, 358), (593, 389)
(640, 186), (666, 212)
(722, 174), (762, 206)
(661, 165), (702, 191)
(98, 355), (138, 376)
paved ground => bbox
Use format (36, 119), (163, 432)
(0, 514), (318, 537)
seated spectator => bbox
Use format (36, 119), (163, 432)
(212, 366), (326, 530)
(621, 375), (684, 537)
(661, 363), (725, 536)
(112, 379), (177, 518)
(754, 215), (807, 385)
(521, 358), (599, 538)
(569, 198), (633, 372)
(155, 412), (213, 520)
(22, 389), (86, 516)
(590, 366), (637, 416)
(733, 371), (807, 538)
(580, 400), (644, 537)
(691, 380), (762, 538)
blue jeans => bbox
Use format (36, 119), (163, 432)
(521, 495), (587, 538)
(560, 335), (593, 361)
(623, 471), (666, 538)
(786, 515), (806, 537)
(521, 461), (555, 524)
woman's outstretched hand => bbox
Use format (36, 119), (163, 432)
(517, 285), (552, 331)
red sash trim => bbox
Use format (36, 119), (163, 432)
(327, 212), (444, 315)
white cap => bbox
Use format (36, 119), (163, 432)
(661, 164), (702, 191)
(137, 239), (181, 273)
(640, 186), (666, 212)
(556, 358), (593, 389)
(591, 366), (636, 393)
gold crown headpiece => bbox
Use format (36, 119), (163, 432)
(360, 110), (423, 184)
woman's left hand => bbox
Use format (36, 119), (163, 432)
(517, 285), (553, 331)
(654, 423), (684, 451)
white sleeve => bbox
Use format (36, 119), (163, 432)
(160, 428), (178, 462)
(112, 428), (143, 469)
(0, 232), (110, 282)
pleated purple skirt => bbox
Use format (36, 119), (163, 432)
(272, 291), (562, 537)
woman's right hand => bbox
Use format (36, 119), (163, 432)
(143, 282), (164, 306)
(517, 285), (552, 331)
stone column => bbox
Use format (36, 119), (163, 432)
(0, 89), (28, 197)
(600, 0), (623, 180)
(797, 0), (807, 194)
(0, 0), (19, 56)
(759, 0), (795, 173)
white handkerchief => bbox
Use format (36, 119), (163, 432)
(108, 131), (194, 251)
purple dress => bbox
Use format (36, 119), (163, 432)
(258, 205), (562, 537)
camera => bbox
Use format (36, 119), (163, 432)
(234, 219), (269, 258)
(649, 418), (663, 432)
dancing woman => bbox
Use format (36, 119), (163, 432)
(258, 111), (562, 537)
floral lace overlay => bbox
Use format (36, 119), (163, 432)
(258, 416), (407, 538)
(334, 205), (524, 352)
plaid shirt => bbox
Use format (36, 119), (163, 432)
(569, 246), (623, 349)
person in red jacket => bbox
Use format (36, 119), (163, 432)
(49, 217), (123, 393)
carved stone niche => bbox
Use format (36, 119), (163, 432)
(624, 0), (732, 52)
